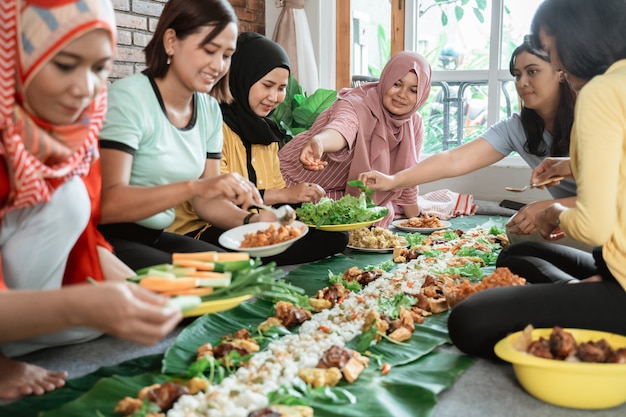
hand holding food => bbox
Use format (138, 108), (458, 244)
(505, 201), (549, 235)
(285, 182), (325, 204)
(195, 172), (262, 209)
(358, 170), (396, 191)
(531, 157), (572, 187)
(299, 136), (327, 171)
(75, 282), (182, 346)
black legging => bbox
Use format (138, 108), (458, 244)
(448, 242), (626, 359)
(496, 241), (597, 284)
(190, 226), (348, 266)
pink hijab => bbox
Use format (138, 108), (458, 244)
(342, 51), (431, 209)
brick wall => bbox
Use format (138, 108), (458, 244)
(111, 0), (265, 80)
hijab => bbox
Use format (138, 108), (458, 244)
(220, 32), (290, 185)
(343, 51), (432, 208)
(0, 0), (116, 217)
(221, 32), (290, 147)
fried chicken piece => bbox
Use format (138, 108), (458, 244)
(362, 310), (389, 342)
(309, 297), (332, 312)
(576, 340), (612, 363)
(549, 326), (577, 359)
(608, 348), (626, 364)
(527, 338), (553, 359)
(143, 382), (189, 413)
(316, 345), (370, 383)
(317, 345), (352, 369)
(258, 317), (284, 333)
(196, 342), (213, 360)
(274, 301), (312, 329)
(114, 397), (143, 416)
(314, 283), (350, 307)
(388, 327), (412, 342)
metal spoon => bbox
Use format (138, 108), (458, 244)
(253, 204), (296, 225)
(505, 176), (565, 192)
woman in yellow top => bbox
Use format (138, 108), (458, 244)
(169, 33), (348, 265)
(447, 0), (626, 359)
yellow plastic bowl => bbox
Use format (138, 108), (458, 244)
(494, 328), (626, 409)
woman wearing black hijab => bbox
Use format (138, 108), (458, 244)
(170, 32), (348, 265)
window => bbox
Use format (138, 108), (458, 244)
(339, 0), (544, 153)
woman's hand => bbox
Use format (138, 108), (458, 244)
(531, 157), (572, 187)
(74, 282), (182, 346)
(535, 202), (567, 240)
(358, 170), (396, 191)
(284, 183), (325, 204)
(194, 173), (262, 210)
(299, 136), (327, 171)
(506, 200), (549, 235)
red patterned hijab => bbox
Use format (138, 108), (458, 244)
(0, 0), (116, 217)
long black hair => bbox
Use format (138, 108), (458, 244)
(530, 0), (626, 81)
(509, 37), (575, 157)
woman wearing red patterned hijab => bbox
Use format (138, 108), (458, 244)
(0, 0), (182, 400)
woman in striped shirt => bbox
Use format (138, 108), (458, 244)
(278, 52), (432, 228)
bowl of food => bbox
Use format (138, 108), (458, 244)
(219, 221), (308, 257)
(494, 326), (626, 409)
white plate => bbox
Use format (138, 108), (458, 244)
(219, 221), (308, 257)
(391, 219), (452, 233)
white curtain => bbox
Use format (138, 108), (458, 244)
(272, 0), (319, 94)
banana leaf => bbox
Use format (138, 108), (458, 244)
(310, 351), (474, 417)
(40, 372), (168, 417)
(0, 215), (501, 417)
(161, 299), (275, 375)
(31, 350), (472, 417)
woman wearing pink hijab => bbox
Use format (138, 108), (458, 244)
(278, 51), (432, 228)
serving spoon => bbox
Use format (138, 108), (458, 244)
(505, 176), (565, 192)
(252, 204), (296, 226)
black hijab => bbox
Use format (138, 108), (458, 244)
(220, 32), (290, 148)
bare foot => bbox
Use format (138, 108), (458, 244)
(0, 354), (67, 400)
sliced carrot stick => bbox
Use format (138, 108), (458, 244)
(138, 277), (198, 293)
(172, 251), (249, 263)
(213, 252), (250, 262)
(160, 287), (214, 297)
(186, 271), (229, 279)
(172, 259), (217, 271)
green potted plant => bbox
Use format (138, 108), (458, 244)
(271, 75), (337, 143)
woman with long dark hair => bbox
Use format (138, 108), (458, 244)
(447, 0), (626, 359)
(97, 0), (264, 270)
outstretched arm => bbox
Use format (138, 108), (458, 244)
(359, 138), (505, 190)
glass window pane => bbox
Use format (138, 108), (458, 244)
(416, 0), (491, 71)
(351, 0), (391, 78)
(501, 0), (544, 69)
(420, 82), (489, 153)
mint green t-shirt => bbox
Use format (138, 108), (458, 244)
(99, 73), (223, 230)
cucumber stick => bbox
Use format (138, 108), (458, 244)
(166, 295), (202, 312)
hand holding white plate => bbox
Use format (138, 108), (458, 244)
(219, 221), (308, 257)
